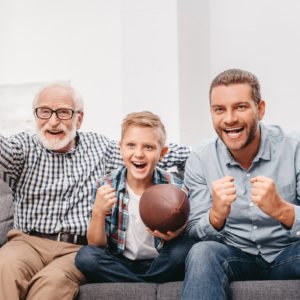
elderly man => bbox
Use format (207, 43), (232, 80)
(0, 83), (190, 300)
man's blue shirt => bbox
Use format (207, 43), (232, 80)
(185, 124), (300, 262)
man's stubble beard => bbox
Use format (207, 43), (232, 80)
(217, 119), (259, 152)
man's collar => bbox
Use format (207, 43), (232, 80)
(252, 123), (271, 163)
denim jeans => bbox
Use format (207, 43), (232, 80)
(182, 240), (300, 300)
(75, 234), (195, 283)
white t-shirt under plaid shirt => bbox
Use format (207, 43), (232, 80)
(0, 132), (190, 236)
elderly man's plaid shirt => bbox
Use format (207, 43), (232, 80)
(94, 166), (187, 255)
(0, 132), (190, 235)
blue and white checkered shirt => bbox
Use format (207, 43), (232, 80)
(0, 132), (190, 235)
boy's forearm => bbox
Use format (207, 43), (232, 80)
(87, 214), (107, 246)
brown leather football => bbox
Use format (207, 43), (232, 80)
(139, 184), (190, 233)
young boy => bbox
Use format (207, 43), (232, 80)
(75, 111), (195, 283)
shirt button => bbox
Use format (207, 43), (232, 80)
(246, 173), (251, 178)
(250, 202), (254, 207)
(257, 244), (261, 249)
(253, 226), (258, 230)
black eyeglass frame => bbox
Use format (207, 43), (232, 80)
(35, 107), (81, 120)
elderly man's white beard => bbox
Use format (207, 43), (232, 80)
(36, 122), (77, 152)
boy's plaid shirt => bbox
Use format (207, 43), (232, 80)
(93, 166), (186, 255)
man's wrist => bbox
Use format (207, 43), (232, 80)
(209, 208), (226, 231)
(273, 200), (295, 228)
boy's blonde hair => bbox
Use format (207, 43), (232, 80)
(121, 111), (166, 148)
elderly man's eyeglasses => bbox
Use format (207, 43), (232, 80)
(35, 107), (80, 120)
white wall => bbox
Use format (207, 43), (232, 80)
(0, 0), (123, 139)
(0, 0), (180, 142)
(121, 0), (179, 143)
(209, 0), (300, 133)
(1, 0), (300, 145)
(177, 0), (212, 145)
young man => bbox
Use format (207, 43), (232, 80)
(75, 111), (195, 283)
(182, 69), (300, 300)
(0, 83), (190, 300)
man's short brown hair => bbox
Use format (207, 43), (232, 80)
(209, 69), (261, 105)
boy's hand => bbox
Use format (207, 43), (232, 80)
(92, 184), (117, 217)
(146, 222), (187, 241)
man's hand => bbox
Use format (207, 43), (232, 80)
(209, 176), (236, 230)
(251, 176), (295, 227)
(146, 222), (187, 241)
(92, 184), (117, 218)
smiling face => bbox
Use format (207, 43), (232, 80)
(120, 125), (168, 191)
(34, 85), (83, 153)
(210, 83), (265, 162)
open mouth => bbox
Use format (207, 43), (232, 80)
(223, 127), (244, 138)
(47, 130), (64, 135)
(132, 162), (147, 169)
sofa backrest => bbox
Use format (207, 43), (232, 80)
(0, 180), (14, 246)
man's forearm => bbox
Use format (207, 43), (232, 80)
(209, 208), (226, 231)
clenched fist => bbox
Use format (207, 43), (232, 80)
(210, 176), (237, 230)
(92, 184), (117, 217)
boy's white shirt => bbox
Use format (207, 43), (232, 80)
(122, 183), (159, 260)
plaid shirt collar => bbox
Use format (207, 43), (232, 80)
(114, 166), (172, 190)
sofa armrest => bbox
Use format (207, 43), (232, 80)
(0, 180), (14, 246)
